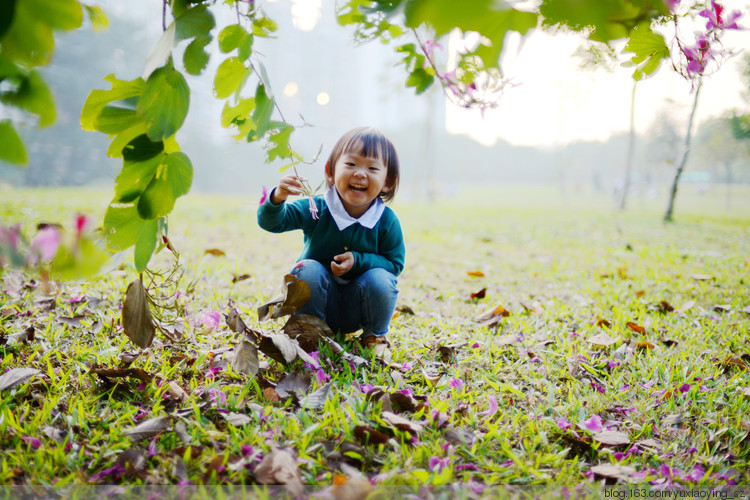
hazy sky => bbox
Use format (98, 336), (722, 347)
(446, 0), (750, 147)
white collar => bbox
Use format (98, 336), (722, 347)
(324, 186), (385, 230)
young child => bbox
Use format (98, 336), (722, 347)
(257, 126), (404, 345)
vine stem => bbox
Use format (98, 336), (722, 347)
(162, 0), (167, 31)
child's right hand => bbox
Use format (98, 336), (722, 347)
(271, 175), (305, 204)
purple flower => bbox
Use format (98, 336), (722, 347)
(308, 196), (319, 220)
(259, 185), (269, 205)
(700, 1), (742, 31)
(22, 437), (42, 449)
(556, 417), (572, 430)
(207, 389), (226, 406)
(314, 368), (329, 384)
(480, 395), (498, 417)
(205, 366), (223, 379)
(449, 378), (464, 391)
(455, 464), (480, 471)
(679, 384), (691, 394)
(399, 361), (414, 372)
(89, 464), (126, 483)
(581, 415), (603, 433)
(428, 456), (450, 473)
(432, 410), (448, 429)
(148, 437), (158, 457)
(199, 310), (221, 331)
(241, 445), (254, 457)
(30, 226), (61, 262)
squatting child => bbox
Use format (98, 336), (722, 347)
(257, 126), (405, 346)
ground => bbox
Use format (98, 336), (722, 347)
(0, 183), (749, 496)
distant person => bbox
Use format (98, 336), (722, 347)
(257, 126), (404, 351)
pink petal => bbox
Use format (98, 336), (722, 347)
(259, 185), (269, 205)
(31, 226), (61, 262)
(582, 415), (603, 432)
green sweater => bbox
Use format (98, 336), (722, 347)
(257, 193), (405, 279)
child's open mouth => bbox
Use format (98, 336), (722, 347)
(349, 184), (367, 192)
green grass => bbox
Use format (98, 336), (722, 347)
(1, 184), (749, 492)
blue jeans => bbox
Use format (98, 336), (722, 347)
(291, 259), (398, 337)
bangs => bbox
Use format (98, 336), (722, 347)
(339, 129), (393, 167)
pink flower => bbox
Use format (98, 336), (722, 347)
(700, 1), (742, 31)
(31, 226), (61, 262)
(480, 395), (498, 417)
(581, 415), (603, 433)
(449, 378), (464, 391)
(259, 185), (269, 205)
(22, 436), (42, 449)
(314, 368), (329, 384)
(308, 196), (319, 220)
(428, 456), (450, 472)
(199, 310), (221, 331)
(556, 417), (572, 430)
(74, 213), (90, 238)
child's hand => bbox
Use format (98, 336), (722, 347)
(271, 175), (305, 204)
(331, 252), (353, 276)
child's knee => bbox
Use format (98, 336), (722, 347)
(291, 259), (328, 291)
(359, 268), (398, 296)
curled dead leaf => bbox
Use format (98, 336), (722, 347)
(470, 288), (486, 300)
(90, 365), (152, 384)
(587, 333), (618, 347)
(123, 415), (171, 441)
(263, 387), (281, 403)
(257, 275), (312, 321)
(381, 411), (423, 434)
(595, 318), (611, 329)
(231, 338), (259, 377)
(204, 248), (226, 257)
(467, 270), (485, 277)
(282, 314), (332, 352)
(254, 449), (304, 497)
(636, 341), (655, 350)
(122, 279), (155, 349)
(353, 425), (390, 446)
(593, 430), (630, 447)
(626, 322), (646, 334)
(590, 464), (635, 482)
(0, 367), (41, 392)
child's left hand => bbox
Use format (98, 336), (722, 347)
(331, 252), (353, 276)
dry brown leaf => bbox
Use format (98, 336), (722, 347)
(713, 304), (731, 313)
(231, 338), (259, 376)
(593, 431), (630, 447)
(204, 248), (226, 257)
(231, 274), (251, 284)
(0, 367), (41, 392)
(636, 341), (655, 350)
(123, 416), (171, 441)
(353, 425), (390, 445)
(90, 365), (152, 383)
(167, 381), (188, 402)
(657, 300), (674, 313)
(742, 387), (750, 397)
(678, 300), (696, 313)
(741, 305), (750, 315)
(224, 413), (253, 426)
(470, 288), (486, 300)
(282, 314), (332, 352)
(596, 318), (612, 328)
(263, 387), (281, 403)
(381, 411), (423, 434)
(254, 449), (304, 497)
(590, 464), (635, 481)
(521, 301), (544, 315)
(626, 322), (646, 334)
(257, 275), (311, 321)
(122, 279), (155, 349)
(467, 270), (485, 277)
(587, 333), (618, 347)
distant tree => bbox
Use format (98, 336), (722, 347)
(694, 116), (749, 207)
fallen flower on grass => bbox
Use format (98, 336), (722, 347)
(480, 395), (498, 417)
(557, 417), (572, 430)
(429, 456), (450, 473)
(581, 415), (603, 433)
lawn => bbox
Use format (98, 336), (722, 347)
(1, 183), (749, 497)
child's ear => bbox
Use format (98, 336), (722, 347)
(325, 161), (333, 183)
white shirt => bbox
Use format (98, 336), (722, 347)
(324, 186), (385, 231)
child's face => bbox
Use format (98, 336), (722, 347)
(328, 152), (391, 218)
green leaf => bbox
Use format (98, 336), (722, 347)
(251, 84), (274, 140)
(184, 35), (211, 75)
(115, 156), (163, 203)
(83, 5), (109, 32)
(137, 64), (190, 141)
(1, 70), (56, 127)
(214, 57), (248, 99)
(0, 0), (16, 39)
(107, 123), (148, 158)
(81, 75), (145, 131)
(252, 17), (278, 37)
(218, 24), (252, 54)
(406, 67), (434, 94)
(133, 219), (159, 272)
(122, 134), (165, 163)
(32, 0), (83, 30)
(95, 106), (142, 135)
(623, 24), (668, 80)
(137, 152), (193, 220)
(0, 120), (27, 165)
(104, 202), (154, 252)
(267, 125), (294, 162)
(175, 5), (215, 42)
(221, 98), (256, 128)
(404, 0), (536, 68)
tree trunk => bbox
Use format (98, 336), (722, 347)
(664, 79), (703, 223)
(619, 81), (637, 211)
(724, 162), (732, 209)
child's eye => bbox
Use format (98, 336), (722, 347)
(345, 162), (355, 167)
